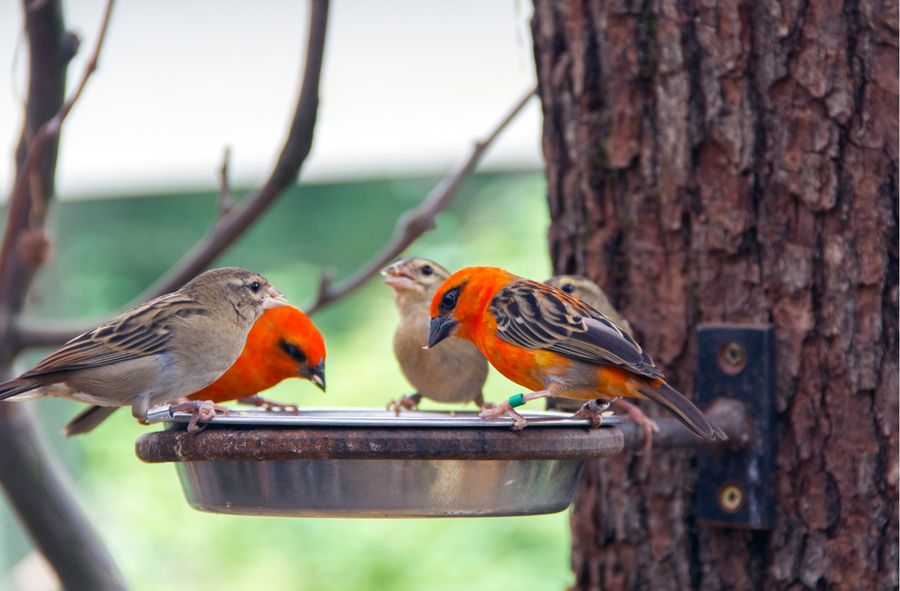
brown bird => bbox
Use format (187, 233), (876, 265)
(62, 304), (325, 436)
(381, 257), (489, 413)
(0, 267), (288, 430)
(546, 274), (658, 451)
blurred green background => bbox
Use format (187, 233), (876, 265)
(2, 170), (574, 591)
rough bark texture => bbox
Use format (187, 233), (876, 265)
(532, 0), (898, 589)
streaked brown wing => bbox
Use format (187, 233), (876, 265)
(490, 279), (662, 380)
(21, 293), (208, 378)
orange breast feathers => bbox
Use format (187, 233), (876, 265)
(187, 305), (326, 403)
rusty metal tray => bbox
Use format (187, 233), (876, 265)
(136, 408), (623, 518)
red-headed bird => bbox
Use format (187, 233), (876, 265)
(63, 305), (326, 435)
(427, 266), (724, 440)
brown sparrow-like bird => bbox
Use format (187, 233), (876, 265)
(546, 274), (659, 451)
(381, 257), (489, 413)
(0, 267), (288, 431)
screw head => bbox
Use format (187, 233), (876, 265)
(719, 483), (744, 513)
(718, 341), (747, 375)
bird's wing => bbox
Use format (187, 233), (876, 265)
(489, 279), (663, 380)
(21, 293), (209, 378)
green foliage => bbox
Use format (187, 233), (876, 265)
(7, 171), (575, 590)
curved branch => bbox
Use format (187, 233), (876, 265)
(0, 0), (114, 317)
(16, 0), (330, 349)
(0, 1), (125, 589)
(304, 86), (535, 315)
(134, 0), (328, 301)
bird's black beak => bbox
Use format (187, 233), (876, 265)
(427, 315), (458, 349)
(302, 361), (326, 392)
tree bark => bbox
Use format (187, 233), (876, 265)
(532, 0), (898, 589)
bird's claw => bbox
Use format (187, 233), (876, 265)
(614, 399), (660, 455)
(572, 400), (609, 429)
(238, 395), (299, 413)
(169, 400), (229, 433)
(386, 393), (422, 416)
(479, 401), (527, 431)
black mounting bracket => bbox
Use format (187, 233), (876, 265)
(694, 323), (776, 529)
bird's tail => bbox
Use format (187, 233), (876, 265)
(0, 378), (41, 402)
(638, 381), (727, 441)
(63, 405), (119, 437)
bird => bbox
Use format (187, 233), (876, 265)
(62, 304), (326, 436)
(426, 266), (725, 440)
(546, 274), (658, 451)
(381, 257), (489, 413)
(0, 267), (288, 432)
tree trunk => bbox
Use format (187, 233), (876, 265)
(532, 0), (898, 589)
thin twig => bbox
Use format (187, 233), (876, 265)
(16, 0), (330, 349)
(217, 145), (234, 218)
(0, 1), (126, 588)
(0, 0), (115, 289)
(133, 0), (328, 301)
(304, 86), (536, 315)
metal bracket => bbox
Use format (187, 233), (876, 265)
(695, 323), (775, 529)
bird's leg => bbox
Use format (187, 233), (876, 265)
(479, 391), (551, 431)
(169, 399), (230, 432)
(132, 395), (151, 425)
(572, 399), (614, 429)
(613, 398), (660, 454)
(386, 393), (423, 416)
(238, 395), (299, 413)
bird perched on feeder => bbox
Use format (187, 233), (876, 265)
(546, 274), (658, 451)
(381, 257), (489, 413)
(0, 267), (288, 431)
(62, 305), (326, 435)
(427, 266), (725, 441)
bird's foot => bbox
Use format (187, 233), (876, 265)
(238, 395), (299, 413)
(169, 400), (230, 433)
(386, 393), (423, 416)
(613, 399), (660, 455)
(479, 400), (527, 431)
(572, 400), (607, 429)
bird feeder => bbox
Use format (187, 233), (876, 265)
(135, 409), (623, 517)
(135, 324), (772, 521)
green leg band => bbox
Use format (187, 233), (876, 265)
(508, 393), (526, 408)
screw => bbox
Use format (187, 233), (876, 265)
(719, 483), (744, 513)
(718, 341), (747, 375)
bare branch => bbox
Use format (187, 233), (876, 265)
(0, 1), (125, 589)
(0, 0), (114, 316)
(304, 86), (536, 315)
(134, 0), (328, 300)
(16, 0), (330, 349)
(217, 145), (234, 218)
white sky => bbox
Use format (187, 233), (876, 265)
(0, 0), (541, 198)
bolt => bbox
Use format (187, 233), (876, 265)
(718, 341), (747, 375)
(719, 483), (744, 513)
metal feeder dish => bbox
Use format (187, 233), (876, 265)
(135, 408), (624, 518)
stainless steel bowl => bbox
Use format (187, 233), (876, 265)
(136, 408), (624, 518)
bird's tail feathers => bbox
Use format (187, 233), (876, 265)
(0, 378), (41, 402)
(63, 405), (119, 437)
(638, 381), (727, 441)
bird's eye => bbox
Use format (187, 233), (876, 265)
(279, 340), (306, 362)
(421, 265), (433, 276)
(441, 288), (458, 310)
(249, 281), (262, 293)
(561, 283), (575, 294)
